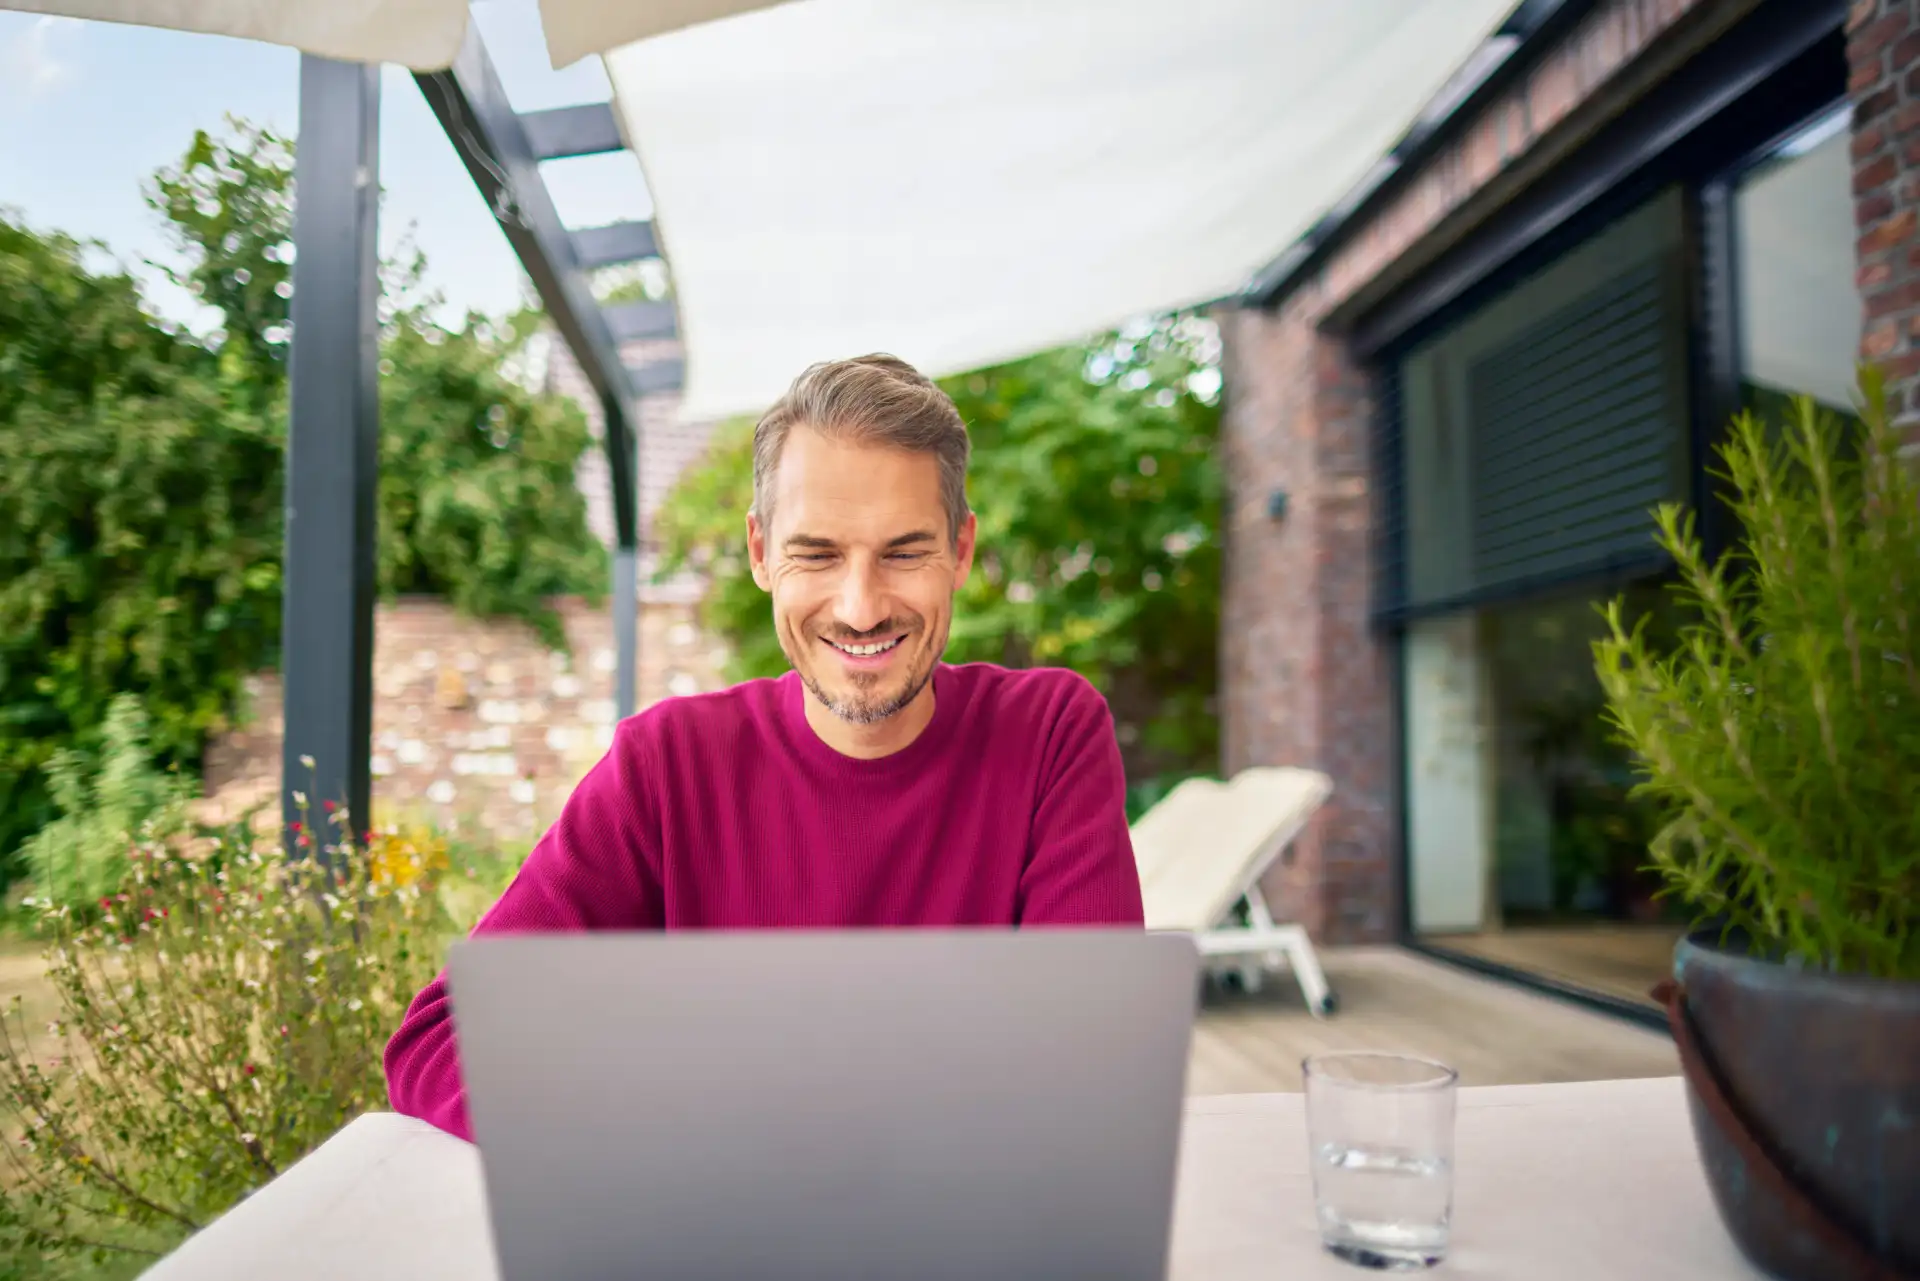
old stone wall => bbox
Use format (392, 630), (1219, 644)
(202, 595), (729, 844)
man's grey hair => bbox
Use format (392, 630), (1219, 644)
(751, 353), (972, 542)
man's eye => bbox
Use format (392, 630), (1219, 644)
(792, 553), (834, 564)
(886, 552), (927, 563)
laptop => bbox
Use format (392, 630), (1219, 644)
(446, 929), (1200, 1281)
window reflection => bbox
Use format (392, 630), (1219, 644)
(1734, 105), (1856, 413)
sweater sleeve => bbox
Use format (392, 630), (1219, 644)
(1015, 676), (1146, 927)
(383, 719), (664, 1141)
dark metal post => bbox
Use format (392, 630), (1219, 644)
(282, 56), (381, 851)
(615, 384), (640, 720)
(614, 545), (638, 719)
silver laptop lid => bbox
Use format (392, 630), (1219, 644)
(447, 929), (1199, 1281)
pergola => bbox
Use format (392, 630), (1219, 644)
(3, 0), (1530, 843)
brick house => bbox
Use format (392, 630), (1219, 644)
(1218, 0), (1902, 1017)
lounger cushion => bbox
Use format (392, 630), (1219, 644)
(1131, 767), (1331, 933)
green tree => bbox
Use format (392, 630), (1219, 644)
(149, 119), (608, 641)
(0, 117), (607, 886)
(0, 214), (283, 871)
(377, 304), (608, 628)
(655, 316), (1223, 780)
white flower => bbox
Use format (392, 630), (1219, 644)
(298, 755), (314, 770)
(347, 998), (364, 1012)
(292, 790), (307, 806)
(240, 1132), (257, 1145)
(302, 948), (322, 965)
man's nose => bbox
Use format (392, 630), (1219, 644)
(834, 559), (890, 634)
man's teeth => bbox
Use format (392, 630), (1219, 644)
(834, 637), (901, 656)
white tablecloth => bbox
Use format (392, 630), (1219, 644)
(145, 1076), (1764, 1280)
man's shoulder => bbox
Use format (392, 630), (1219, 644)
(613, 672), (788, 753)
(946, 662), (1109, 727)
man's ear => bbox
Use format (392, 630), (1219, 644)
(747, 511), (771, 592)
(952, 512), (978, 589)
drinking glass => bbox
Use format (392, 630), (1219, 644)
(1302, 1052), (1458, 1270)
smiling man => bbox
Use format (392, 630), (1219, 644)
(384, 354), (1145, 1141)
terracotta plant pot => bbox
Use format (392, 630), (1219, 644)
(1656, 932), (1920, 1281)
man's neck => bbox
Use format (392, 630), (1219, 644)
(804, 681), (937, 760)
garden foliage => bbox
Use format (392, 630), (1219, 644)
(0, 793), (456, 1277)
(0, 118), (606, 884)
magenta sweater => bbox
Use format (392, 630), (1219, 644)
(383, 662), (1146, 1140)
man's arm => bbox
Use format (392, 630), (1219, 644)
(1015, 676), (1146, 926)
(383, 721), (663, 1141)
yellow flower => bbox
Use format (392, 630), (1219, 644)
(367, 826), (450, 889)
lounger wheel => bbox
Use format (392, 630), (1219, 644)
(1315, 991), (1339, 1016)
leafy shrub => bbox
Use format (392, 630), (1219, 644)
(1, 118), (608, 888)
(1594, 370), (1920, 979)
(377, 307), (609, 643)
(0, 213), (282, 874)
(655, 318), (1223, 774)
(148, 117), (610, 643)
(0, 799), (452, 1274)
(18, 697), (190, 919)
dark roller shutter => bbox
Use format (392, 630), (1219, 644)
(1374, 365), (1407, 618)
(1466, 254), (1689, 591)
(1383, 187), (1690, 619)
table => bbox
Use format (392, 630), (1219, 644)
(144, 1076), (1765, 1279)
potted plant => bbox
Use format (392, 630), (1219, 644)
(1593, 368), (1920, 1281)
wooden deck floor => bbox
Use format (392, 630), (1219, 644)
(1187, 946), (1678, 1096)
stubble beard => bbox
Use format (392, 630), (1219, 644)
(793, 619), (942, 726)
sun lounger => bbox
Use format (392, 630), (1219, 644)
(1130, 766), (1337, 1016)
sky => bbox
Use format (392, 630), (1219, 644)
(0, 2), (653, 332)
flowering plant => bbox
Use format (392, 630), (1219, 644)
(0, 793), (452, 1274)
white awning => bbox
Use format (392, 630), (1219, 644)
(538, 0), (788, 70)
(6, 0), (1519, 420)
(0, 0), (787, 70)
(603, 0), (1517, 420)
(0, 0), (475, 68)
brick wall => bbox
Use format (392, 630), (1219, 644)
(1218, 308), (1395, 942)
(203, 596), (728, 842)
(1849, 0), (1920, 444)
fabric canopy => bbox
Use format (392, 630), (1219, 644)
(538, 0), (788, 70)
(0, 0), (473, 68)
(604, 0), (1518, 421)
(0, 0), (788, 69)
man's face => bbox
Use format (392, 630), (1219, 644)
(748, 426), (975, 726)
